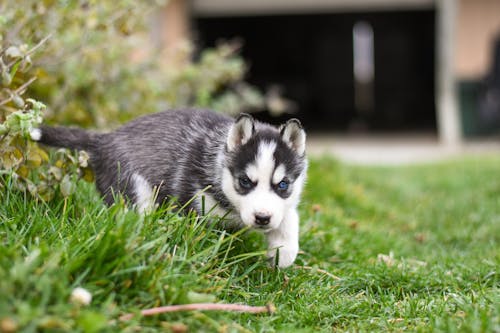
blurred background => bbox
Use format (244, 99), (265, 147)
(162, 0), (500, 162)
(2, 0), (500, 168)
(164, 0), (500, 137)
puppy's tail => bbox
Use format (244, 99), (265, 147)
(30, 125), (98, 152)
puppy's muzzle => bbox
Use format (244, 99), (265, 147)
(254, 213), (271, 226)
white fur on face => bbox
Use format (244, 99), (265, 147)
(241, 141), (282, 229)
(284, 164), (307, 209)
(132, 173), (155, 213)
(222, 141), (306, 231)
(272, 164), (286, 184)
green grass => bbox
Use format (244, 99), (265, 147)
(1, 156), (499, 332)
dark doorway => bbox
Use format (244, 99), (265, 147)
(195, 10), (436, 133)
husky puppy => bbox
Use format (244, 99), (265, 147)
(32, 109), (307, 268)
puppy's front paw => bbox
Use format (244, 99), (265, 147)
(267, 246), (298, 268)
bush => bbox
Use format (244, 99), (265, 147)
(0, 0), (266, 200)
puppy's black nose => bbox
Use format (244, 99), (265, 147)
(254, 213), (271, 226)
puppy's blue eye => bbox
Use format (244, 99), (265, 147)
(239, 176), (253, 189)
(277, 180), (289, 190)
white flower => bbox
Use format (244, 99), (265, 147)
(70, 287), (92, 305)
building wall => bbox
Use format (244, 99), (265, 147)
(456, 0), (500, 79)
(164, 0), (499, 138)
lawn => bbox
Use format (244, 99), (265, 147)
(1, 156), (499, 332)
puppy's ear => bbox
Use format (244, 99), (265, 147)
(279, 119), (306, 156)
(227, 113), (255, 151)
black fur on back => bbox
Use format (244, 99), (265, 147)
(39, 109), (233, 207)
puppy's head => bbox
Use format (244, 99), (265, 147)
(222, 114), (307, 231)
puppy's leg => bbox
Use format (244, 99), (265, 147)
(131, 173), (156, 213)
(266, 209), (299, 268)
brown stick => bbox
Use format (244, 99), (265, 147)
(119, 303), (275, 321)
(0, 76), (37, 107)
(5, 34), (53, 68)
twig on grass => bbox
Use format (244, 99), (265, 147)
(119, 303), (276, 321)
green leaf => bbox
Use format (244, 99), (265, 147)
(5, 46), (22, 59)
(60, 174), (76, 197)
(12, 94), (25, 108)
(0, 124), (7, 135)
(26, 99), (46, 112)
(10, 60), (21, 78)
(81, 167), (94, 182)
(2, 70), (12, 86)
(49, 166), (62, 181)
